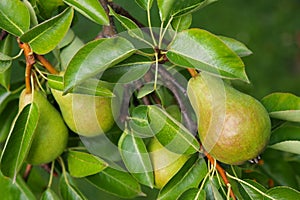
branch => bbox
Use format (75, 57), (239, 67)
(35, 54), (58, 75)
(96, 0), (117, 38)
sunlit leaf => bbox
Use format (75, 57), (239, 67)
(218, 36), (253, 57)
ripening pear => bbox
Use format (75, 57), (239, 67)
(187, 73), (271, 165)
(148, 138), (189, 189)
(51, 89), (114, 137)
(19, 89), (68, 165)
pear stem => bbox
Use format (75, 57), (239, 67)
(205, 152), (236, 200)
(187, 68), (198, 77)
(35, 54), (58, 75)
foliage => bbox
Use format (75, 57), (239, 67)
(0, 0), (300, 199)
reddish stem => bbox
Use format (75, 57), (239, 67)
(35, 54), (58, 75)
(23, 164), (32, 181)
(187, 68), (198, 77)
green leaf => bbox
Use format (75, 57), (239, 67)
(269, 125), (300, 154)
(157, 0), (216, 21)
(35, 0), (64, 20)
(63, 0), (109, 25)
(57, 29), (75, 49)
(0, 0), (30, 36)
(63, 37), (136, 92)
(148, 105), (200, 154)
(118, 129), (154, 188)
(128, 105), (153, 138)
(0, 103), (39, 180)
(135, 0), (153, 10)
(204, 179), (223, 200)
(167, 28), (249, 82)
(20, 8), (74, 54)
(218, 36), (253, 57)
(60, 173), (87, 200)
(0, 60), (12, 90)
(23, 0), (38, 26)
(262, 93), (300, 122)
(67, 150), (108, 178)
(0, 100), (18, 143)
(40, 188), (60, 200)
(137, 83), (155, 99)
(178, 188), (206, 200)
(85, 166), (144, 198)
(239, 179), (266, 200)
(266, 186), (300, 200)
(172, 14), (193, 32)
(109, 6), (144, 39)
(158, 156), (207, 200)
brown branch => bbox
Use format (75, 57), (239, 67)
(96, 0), (117, 38)
(35, 54), (58, 75)
(205, 152), (236, 200)
(187, 68), (198, 77)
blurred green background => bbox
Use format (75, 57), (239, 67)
(73, 0), (300, 99)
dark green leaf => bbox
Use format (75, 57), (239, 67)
(20, 8), (74, 54)
(118, 129), (154, 188)
(239, 179), (266, 200)
(135, 0), (153, 10)
(262, 93), (300, 122)
(218, 36), (253, 57)
(167, 28), (249, 82)
(265, 186), (300, 200)
(85, 166), (144, 198)
(0, 0), (30, 36)
(137, 83), (155, 99)
(63, 0), (109, 25)
(0, 103), (39, 180)
(63, 37), (136, 92)
(60, 173), (87, 200)
(269, 125), (300, 154)
(67, 150), (108, 178)
(23, 0), (38, 26)
(57, 29), (75, 49)
(40, 188), (60, 200)
(178, 188), (206, 200)
(148, 105), (199, 154)
(35, 0), (64, 20)
(0, 60), (12, 90)
(204, 179), (223, 200)
(0, 100), (18, 143)
(158, 156), (207, 200)
(172, 14), (193, 32)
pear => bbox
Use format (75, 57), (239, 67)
(19, 89), (68, 165)
(187, 73), (271, 165)
(51, 89), (114, 137)
(148, 138), (190, 188)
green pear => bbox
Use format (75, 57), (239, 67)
(19, 89), (68, 165)
(187, 73), (271, 165)
(51, 89), (114, 137)
(148, 138), (189, 189)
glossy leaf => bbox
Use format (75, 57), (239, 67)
(135, 0), (153, 10)
(158, 156), (207, 200)
(0, 100), (18, 143)
(118, 129), (154, 188)
(20, 8), (74, 54)
(148, 105), (199, 154)
(178, 188), (206, 200)
(167, 28), (249, 82)
(40, 188), (60, 200)
(57, 29), (75, 49)
(60, 173), (87, 200)
(157, 0), (216, 21)
(23, 0), (38, 26)
(204, 179), (223, 200)
(63, 0), (109, 25)
(0, 0), (30, 36)
(0, 103), (39, 180)
(239, 179), (266, 200)
(265, 186), (300, 200)
(172, 14), (193, 32)
(218, 36), (253, 57)
(85, 167), (144, 198)
(63, 37), (136, 92)
(262, 93), (300, 122)
(269, 125), (300, 154)
(67, 150), (108, 178)
(0, 88), (20, 114)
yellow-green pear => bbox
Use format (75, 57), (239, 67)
(51, 89), (114, 137)
(187, 73), (271, 165)
(19, 89), (68, 165)
(148, 138), (189, 189)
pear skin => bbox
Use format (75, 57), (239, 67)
(19, 89), (68, 165)
(187, 73), (271, 165)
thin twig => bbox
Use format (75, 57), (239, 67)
(35, 54), (58, 75)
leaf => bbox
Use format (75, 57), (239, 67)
(20, 8), (74, 54)
(128, 105), (153, 138)
(0, 0), (30, 36)
(158, 156), (207, 200)
(157, 0), (216, 21)
(57, 29), (75, 49)
(109, 6), (144, 39)
(268, 125), (300, 154)
(178, 188), (206, 200)
(239, 179), (266, 200)
(35, 0), (64, 20)
(148, 105), (200, 154)
(0, 100), (18, 143)
(85, 166), (144, 198)
(0, 103), (39, 180)
(63, 0), (109, 25)
(265, 186), (300, 200)
(167, 28), (249, 82)
(67, 150), (108, 178)
(40, 188), (60, 200)
(0, 60), (12, 89)
(118, 129), (154, 188)
(63, 37), (136, 92)
(60, 173), (87, 200)
(0, 88), (20, 114)
(135, 0), (153, 10)
(204, 179), (223, 200)
(262, 93), (300, 122)
(218, 36), (253, 57)
(172, 14), (193, 32)
(137, 83), (155, 99)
